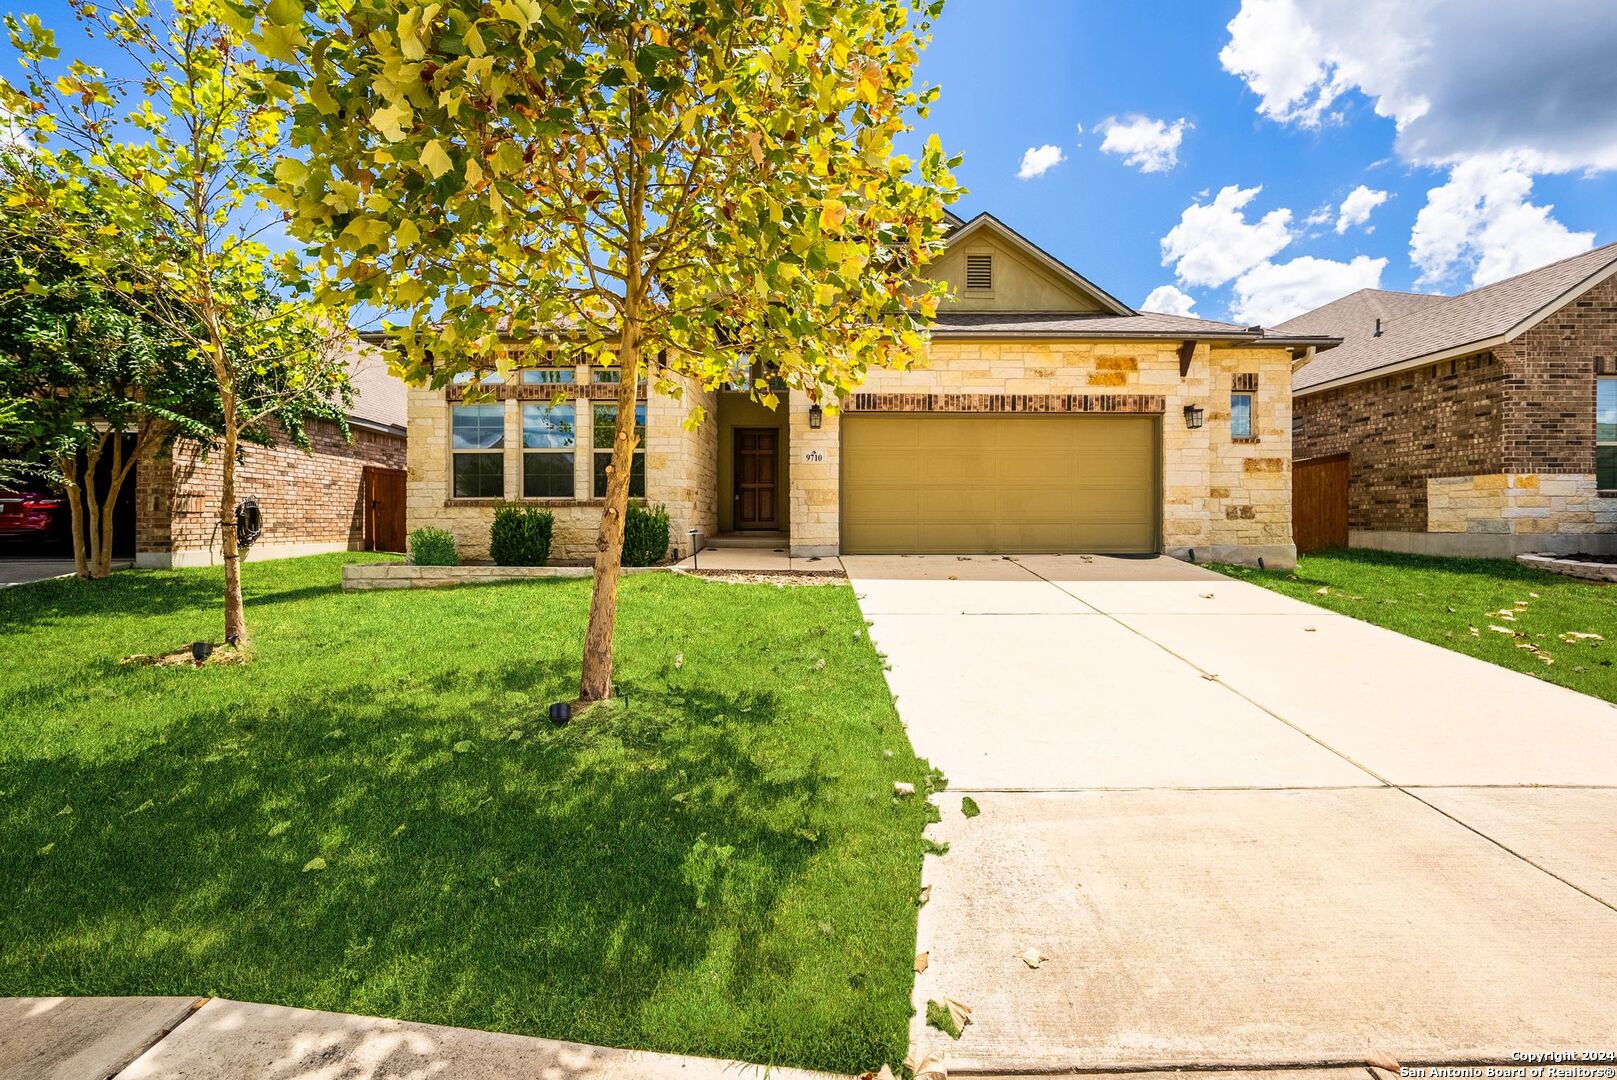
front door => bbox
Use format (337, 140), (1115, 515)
(734, 428), (778, 530)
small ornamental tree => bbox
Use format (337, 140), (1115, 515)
(0, 217), (216, 578)
(276, 0), (961, 702)
(2, 1), (353, 646)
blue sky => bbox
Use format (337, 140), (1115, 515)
(901, 0), (1617, 325)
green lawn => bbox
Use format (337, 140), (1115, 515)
(0, 554), (933, 1074)
(1216, 548), (1617, 703)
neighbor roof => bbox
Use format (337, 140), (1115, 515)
(344, 343), (407, 434)
(1285, 241), (1617, 393)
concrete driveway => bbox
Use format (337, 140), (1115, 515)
(845, 554), (1617, 1072)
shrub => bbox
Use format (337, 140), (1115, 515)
(622, 503), (670, 566)
(408, 527), (459, 566)
(489, 503), (554, 566)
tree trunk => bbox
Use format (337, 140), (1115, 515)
(578, 326), (642, 704)
(56, 452), (89, 579)
(83, 432), (107, 579)
(92, 434), (124, 578)
(219, 408), (246, 647)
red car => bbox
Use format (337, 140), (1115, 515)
(0, 485), (71, 549)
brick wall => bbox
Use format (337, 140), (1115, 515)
(1292, 352), (1505, 531)
(135, 418), (406, 564)
(1499, 271), (1617, 472)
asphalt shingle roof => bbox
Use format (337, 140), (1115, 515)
(932, 310), (1334, 345)
(344, 343), (407, 431)
(1284, 241), (1617, 392)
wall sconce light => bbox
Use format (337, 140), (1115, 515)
(808, 403), (823, 429)
(1183, 404), (1205, 429)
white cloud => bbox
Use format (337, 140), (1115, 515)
(1303, 205), (1333, 228)
(1231, 254), (1388, 325)
(1016, 144), (1065, 180)
(1141, 285), (1199, 317)
(1335, 185), (1388, 234)
(1220, 0), (1617, 172)
(1096, 115), (1191, 173)
(1410, 154), (1595, 286)
(1160, 184), (1293, 288)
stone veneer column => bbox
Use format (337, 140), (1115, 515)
(788, 394), (840, 557)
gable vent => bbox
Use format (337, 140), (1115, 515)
(965, 253), (993, 291)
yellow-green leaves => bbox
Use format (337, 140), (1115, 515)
(419, 139), (451, 179)
(370, 101), (411, 142)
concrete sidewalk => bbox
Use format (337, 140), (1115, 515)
(846, 554), (1617, 1072)
(0, 996), (839, 1080)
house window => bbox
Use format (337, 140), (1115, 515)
(520, 367), (576, 384)
(591, 367), (621, 384)
(1230, 392), (1254, 439)
(593, 403), (646, 498)
(451, 404), (505, 498)
(451, 370), (505, 385)
(522, 403), (575, 498)
(1598, 376), (1616, 489)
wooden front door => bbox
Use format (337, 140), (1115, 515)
(1293, 454), (1349, 552)
(734, 428), (778, 530)
(363, 466), (408, 553)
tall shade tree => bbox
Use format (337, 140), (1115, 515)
(2, 0), (353, 645)
(276, 0), (961, 702)
(0, 217), (216, 578)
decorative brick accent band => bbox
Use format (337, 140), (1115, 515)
(1231, 372), (1259, 391)
(445, 383), (645, 402)
(1597, 357), (1617, 376)
(843, 392), (1165, 414)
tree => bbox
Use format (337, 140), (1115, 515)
(277, 0), (961, 702)
(2, 0), (353, 644)
(0, 215), (217, 577)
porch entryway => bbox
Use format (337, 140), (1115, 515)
(716, 391), (790, 537)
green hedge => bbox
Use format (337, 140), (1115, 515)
(408, 527), (459, 566)
(622, 503), (670, 566)
(489, 503), (554, 566)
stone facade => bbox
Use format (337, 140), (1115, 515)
(134, 418), (407, 568)
(406, 340), (1297, 566)
(406, 371), (716, 564)
(1426, 473), (1617, 555)
(839, 340), (1296, 565)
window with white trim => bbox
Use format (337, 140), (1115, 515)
(451, 404), (505, 498)
(593, 403), (646, 498)
(1598, 375), (1616, 489)
(522, 403), (576, 498)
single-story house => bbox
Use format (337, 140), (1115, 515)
(405, 212), (1337, 568)
(133, 344), (408, 567)
(1283, 242), (1617, 557)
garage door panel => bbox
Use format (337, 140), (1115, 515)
(843, 414), (1157, 555)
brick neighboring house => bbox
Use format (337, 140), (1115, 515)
(405, 212), (1337, 568)
(1283, 242), (1617, 557)
(133, 342), (408, 567)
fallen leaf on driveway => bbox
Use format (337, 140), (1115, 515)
(1200, 673), (1218, 681)
(1200, 592), (1215, 599)
(918, 884), (932, 906)
(944, 997), (972, 1031)
(858, 1066), (894, 1080)
(1303, 626), (1316, 632)
(914, 951), (929, 973)
(925, 997), (972, 1038)
(1368, 1051), (1401, 1071)
(1016, 947), (1049, 968)
(904, 1048), (948, 1079)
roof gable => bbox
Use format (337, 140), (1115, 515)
(1289, 242), (1617, 393)
(931, 213), (1135, 317)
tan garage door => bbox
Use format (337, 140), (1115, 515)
(841, 414), (1159, 554)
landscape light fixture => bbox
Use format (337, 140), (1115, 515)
(191, 641), (214, 663)
(549, 701), (572, 726)
(808, 403), (823, 429)
(1183, 404), (1205, 429)
(688, 528), (700, 568)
